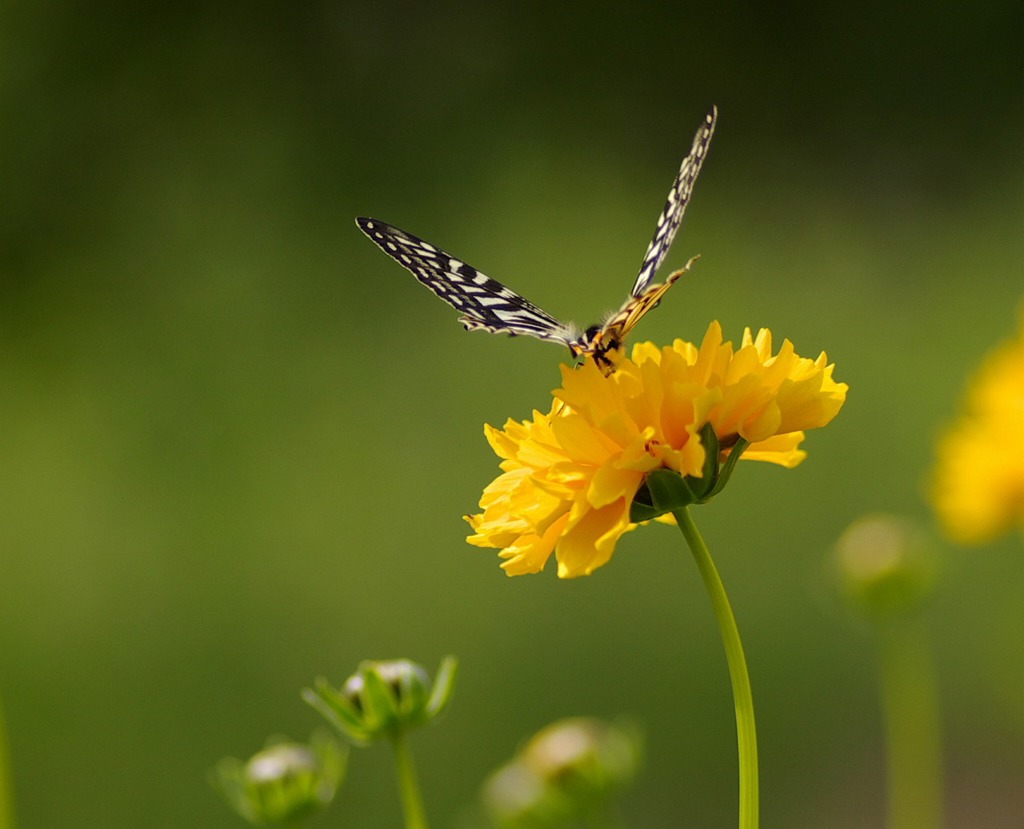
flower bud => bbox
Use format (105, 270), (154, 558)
(303, 656), (457, 744)
(834, 514), (939, 617)
(482, 718), (642, 827)
(211, 732), (346, 825)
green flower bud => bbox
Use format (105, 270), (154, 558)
(303, 656), (457, 745)
(482, 718), (642, 828)
(834, 514), (939, 617)
(211, 732), (346, 826)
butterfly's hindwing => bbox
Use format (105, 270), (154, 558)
(581, 256), (699, 367)
(603, 257), (699, 343)
(630, 107), (717, 298)
(356, 218), (577, 345)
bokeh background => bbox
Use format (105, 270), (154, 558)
(2, 2), (1024, 826)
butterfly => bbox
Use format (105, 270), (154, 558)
(357, 106), (716, 371)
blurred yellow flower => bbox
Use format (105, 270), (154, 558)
(932, 316), (1024, 544)
(467, 321), (848, 577)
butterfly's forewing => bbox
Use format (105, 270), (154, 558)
(356, 218), (577, 346)
(630, 107), (717, 298)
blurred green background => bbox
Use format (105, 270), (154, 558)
(2, 2), (1024, 826)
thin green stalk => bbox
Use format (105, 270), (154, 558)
(390, 732), (429, 829)
(674, 507), (758, 829)
(877, 616), (943, 829)
(0, 696), (13, 829)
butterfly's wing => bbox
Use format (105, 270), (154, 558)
(630, 107), (717, 298)
(356, 218), (578, 346)
(358, 107), (716, 360)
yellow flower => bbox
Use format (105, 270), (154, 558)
(467, 321), (848, 577)
(932, 316), (1024, 544)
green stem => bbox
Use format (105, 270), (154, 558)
(877, 616), (943, 829)
(0, 696), (13, 829)
(674, 507), (758, 829)
(390, 732), (429, 829)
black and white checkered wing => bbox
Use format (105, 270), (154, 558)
(630, 107), (717, 298)
(356, 218), (577, 345)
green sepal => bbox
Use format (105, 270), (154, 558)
(629, 480), (661, 522)
(302, 679), (372, 745)
(630, 468), (697, 521)
(361, 664), (402, 733)
(426, 655), (459, 719)
(705, 436), (749, 501)
(691, 423), (721, 501)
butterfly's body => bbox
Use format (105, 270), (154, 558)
(357, 107), (716, 371)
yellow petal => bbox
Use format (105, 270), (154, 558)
(556, 500), (633, 578)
